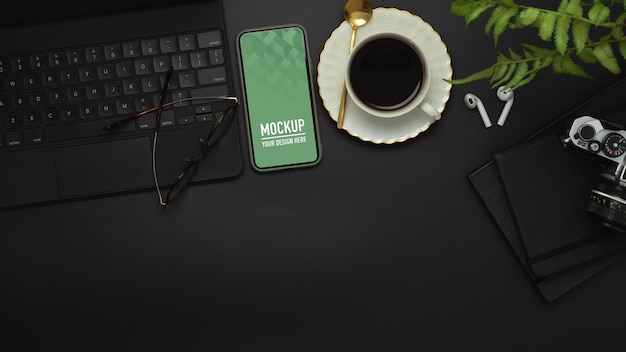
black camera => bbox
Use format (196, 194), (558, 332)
(563, 116), (626, 231)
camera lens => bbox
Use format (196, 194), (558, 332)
(587, 172), (626, 231)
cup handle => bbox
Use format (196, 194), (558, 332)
(419, 101), (441, 121)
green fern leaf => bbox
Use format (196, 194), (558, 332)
(485, 6), (507, 35)
(450, 0), (473, 17)
(493, 8), (519, 44)
(466, 4), (496, 26)
(620, 40), (626, 60)
(503, 61), (530, 88)
(553, 53), (593, 78)
(520, 43), (555, 56)
(490, 62), (518, 88)
(446, 66), (495, 85)
(539, 13), (557, 41)
(612, 13), (626, 39)
(491, 63), (509, 82)
(555, 16), (572, 54)
(571, 20), (590, 54)
(594, 41), (622, 74)
(519, 8), (540, 26)
(566, 0), (584, 16)
(588, 3), (611, 24)
(578, 47), (598, 63)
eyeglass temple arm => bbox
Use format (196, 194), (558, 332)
(102, 96), (239, 131)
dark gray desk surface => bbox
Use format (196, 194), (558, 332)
(2, 0), (626, 351)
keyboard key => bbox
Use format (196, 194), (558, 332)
(104, 44), (122, 60)
(116, 98), (134, 115)
(31, 91), (48, 107)
(123, 79), (141, 95)
(79, 103), (98, 119)
(178, 116), (194, 125)
(4, 76), (21, 91)
(135, 96), (152, 111)
(179, 71), (197, 88)
(134, 58), (153, 75)
(97, 101), (115, 117)
(60, 69), (79, 84)
(153, 57), (171, 73)
(178, 34), (196, 51)
(49, 88), (66, 104)
(160, 37), (177, 54)
(122, 42), (141, 58)
(198, 31), (222, 48)
(13, 93), (29, 109)
(24, 110), (42, 126)
(5, 130), (22, 147)
(67, 50), (85, 65)
(60, 105), (79, 121)
(12, 57), (28, 73)
(195, 105), (212, 114)
(67, 86), (85, 102)
(141, 76), (160, 93)
(86, 84), (104, 100)
(23, 73), (42, 89)
(42, 71), (60, 87)
(171, 54), (190, 70)
(190, 51), (208, 68)
(116, 61), (134, 77)
(138, 113), (156, 130)
(196, 113), (212, 123)
(5, 112), (23, 128)
(141, 39), (159, 56)
(30, 54), (48, 70)
(159, 111), (176, 127)
(86, 47), (105, 63)
(23, 128), (43, 145)
(48, 52), (67, 67)
(104, 81), (122, 97)
(43, 107), (60, 123)
(97, 63), (115, 80)
(208, 49), (224, 65)
(0, 95), (8, 111)
(191, 85), (228, 102)
(198, 67), (226, 85)
(79, 66), (97, 82)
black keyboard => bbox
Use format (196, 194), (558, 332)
(0, 28), (229, 149)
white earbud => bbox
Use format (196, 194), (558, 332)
(464, 93), (491, 128)
(496, 86), (514, 126)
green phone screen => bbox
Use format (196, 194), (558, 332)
(238, 25), (321, 171)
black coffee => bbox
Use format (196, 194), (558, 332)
(349, 38), (424, 111)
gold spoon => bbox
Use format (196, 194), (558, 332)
(336, 0), (373, 129)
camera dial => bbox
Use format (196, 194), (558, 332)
(603, 133), (626, 157)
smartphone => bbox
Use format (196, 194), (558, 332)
(237, 24), (322, 172)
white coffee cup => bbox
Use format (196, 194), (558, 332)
(345, 32), (439, 120)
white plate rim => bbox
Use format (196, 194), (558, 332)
(317, 7), (453, 144)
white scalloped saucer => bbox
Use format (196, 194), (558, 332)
(317, 8), (453, 144)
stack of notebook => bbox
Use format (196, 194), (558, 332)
(469, 76), (626, 302)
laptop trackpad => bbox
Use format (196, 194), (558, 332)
(54, 137), (153, 197)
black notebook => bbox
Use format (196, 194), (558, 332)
(0, 0), (242, 208)
(469, 76), (626, 302)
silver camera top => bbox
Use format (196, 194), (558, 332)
(564, 115), (626, 187)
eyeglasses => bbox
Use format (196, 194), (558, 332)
(104, 67), (239, 206)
